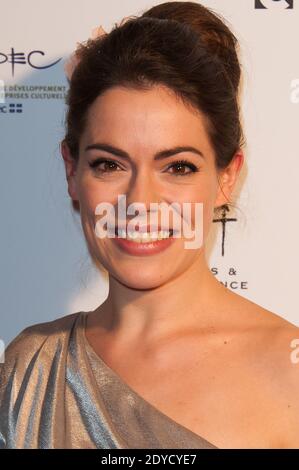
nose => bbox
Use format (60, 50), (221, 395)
(125, 169), (162, 215)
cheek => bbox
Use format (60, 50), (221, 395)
(180, 178), (217, 240)
(77, 181), (123, 250)
(77, 176), (115, 214)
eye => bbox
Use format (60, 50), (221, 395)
(88, 158), (122, 173)
(167, 160), (199, 176)
(88, 158), (199, 176)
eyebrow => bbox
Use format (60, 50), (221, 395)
(84, 142), (205, 160)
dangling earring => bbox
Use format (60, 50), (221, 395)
(212, 204), (237, 256)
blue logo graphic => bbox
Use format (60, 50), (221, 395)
(0, 103), (23, 113)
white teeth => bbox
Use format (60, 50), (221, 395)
(116, 229), (172, 242)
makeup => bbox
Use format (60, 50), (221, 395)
(112, 229), (176, 256)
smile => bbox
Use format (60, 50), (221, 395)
(112, 228), (176, 256)
(115, 228), (174, 243)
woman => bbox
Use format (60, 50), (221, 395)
(1, 1), (298, 449)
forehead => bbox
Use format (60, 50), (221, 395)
(80, 85), (214, 158)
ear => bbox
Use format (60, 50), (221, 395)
(60, 140), (79, 202)
(214, 150), (244, 208)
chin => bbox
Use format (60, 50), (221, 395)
(107, 262), (174, 290)
(112, 273), (170, 290)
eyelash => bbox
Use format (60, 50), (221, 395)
(88, 158), (199, 176)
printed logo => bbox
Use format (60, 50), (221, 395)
(255, 0), (294, 8)
(211, 266), (248, 291)
(0, 103), (23, 113)
(0, 48), (62, 77)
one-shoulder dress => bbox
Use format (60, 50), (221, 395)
(0, 310), (218, 449)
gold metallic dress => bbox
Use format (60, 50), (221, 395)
(0, 311), (218, 449)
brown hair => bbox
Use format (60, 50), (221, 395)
(63, 1), (245, 175)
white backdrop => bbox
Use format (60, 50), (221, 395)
(1, 0), (298, 347)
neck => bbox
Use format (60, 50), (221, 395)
(93, 250), (229, 344)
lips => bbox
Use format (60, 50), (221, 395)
(112, 230), (177, 256)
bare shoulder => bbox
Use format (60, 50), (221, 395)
(260, 312), (299, 448)
(229, 290), (299, 368)
(228, 291), (299, 447)
(224, 287), (298, 333)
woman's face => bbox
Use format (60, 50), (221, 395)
(63, 85), (241, 289)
